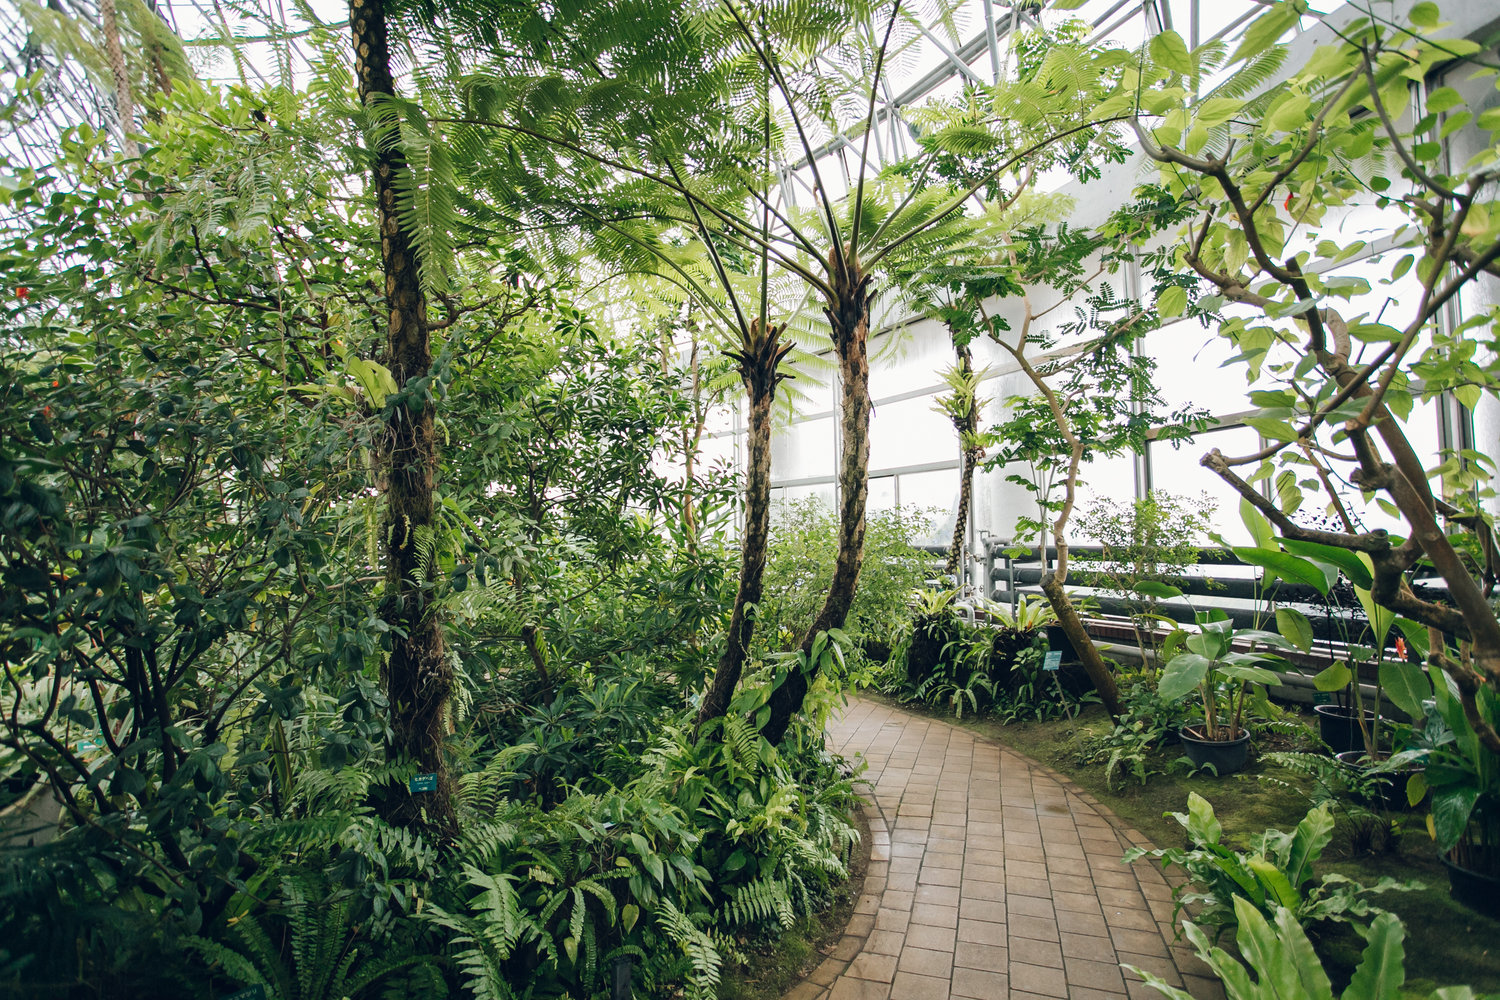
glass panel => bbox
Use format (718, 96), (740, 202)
(1148, 425), (1262, 544)
(771, 416), (835, 482)
(868, 474), (898, 514)
(893, 469), (956, 545)
(869, 394), (958, 472)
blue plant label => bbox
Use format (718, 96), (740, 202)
(409, 773), (438, 793)
(225, 986), (267, 1000)
(1043, 650), (1063, 672)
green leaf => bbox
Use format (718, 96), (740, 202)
(1286, 803), (1334, 888)
(622, 903), (639, 933)
(1430, 786), (1480, 852)
(1219, 664), (1284, 687)
(1232, 546), (1331, 595)
(1379, 661), (1430, 720)
(1408, 1), (1440, 27)
(1241, 497), (1276, 550)
(1231, 3), (1302, 64)
(1157, 284), (1188, 318)
(1314, 662), (1353, 693)
(1342, 912), (1406, 1000)
(1150, 30), (1193, 76)
(1354, 584), (1396, 648)
(1247, 857), (1301, 909)
(1393, 618), (1431, 659)
(1278, 537), (1374, 589)
(1134, 580), (1184, 599)
(1159, 653), (1212, 702)
(1276, 607), (1315, 652)
(1406, 770), (1428, 808)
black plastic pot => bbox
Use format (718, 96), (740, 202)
(1441, 848), (1500, 920)
(1334, 751), (1422, 812)
(1179, 725), (1252, 775)
(1314, 704), (1375, 754)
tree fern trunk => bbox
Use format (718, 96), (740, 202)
(350, 0), (457, 836)
(696, 319), (789, 730)
(760, 257), (873, 745)
(945, 344), (976, 582)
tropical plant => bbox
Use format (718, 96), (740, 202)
(1156, 611), (1291, 743)
(1073, 490), (1219, 658)
(1128, 898), (1488, 1000)
(1111, 0), (1500, 766)
(1125, 793), (1418, 938)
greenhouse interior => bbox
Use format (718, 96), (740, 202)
(4, 0), (1500, 997)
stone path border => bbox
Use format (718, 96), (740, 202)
(783, 697), (1226, 1000)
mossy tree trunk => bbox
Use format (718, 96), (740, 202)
(696, 319), (791, 730)
(350, 0), (457, 836)
(760, 255), (873, 745)
(945, 343), (978, 583)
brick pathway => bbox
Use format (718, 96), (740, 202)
(786, 697), (1224, 1000)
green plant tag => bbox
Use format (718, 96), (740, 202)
(1043, 651), (1062, 672)
(1312, 691), (1332, 706)
(408, 773), (438, 793)
(225, 987), (267, 1000)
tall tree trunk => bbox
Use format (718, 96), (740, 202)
(760, 256), (873, 745)
(945, 344), (977, 583)
(98, 0), (137, 157)
(350, 0), (457, 835)
(696, 319), (790, 729)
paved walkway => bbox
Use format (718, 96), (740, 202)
(788, 697), (1224, 1000)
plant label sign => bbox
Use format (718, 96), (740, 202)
(1043, 650), (1062, 672)
(225, 987), (267, 1000)
(409, 773), (438, 793)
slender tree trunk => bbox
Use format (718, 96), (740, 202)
(98, 0), (138, 157)
(945, 344), (977, 583)
(350, 0), (457, 835)
(760, 256), (873, 745)
(696, 320), (790, 730)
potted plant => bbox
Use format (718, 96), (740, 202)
(1380, 649), (1500, 918)
(1310, 580), (1393, 755)
(1157, 610), (1290, 775)
(1310, 582), (1428, 810)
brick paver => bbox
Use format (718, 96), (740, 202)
(788, 697), (1223, 1000)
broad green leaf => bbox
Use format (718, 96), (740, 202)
(1150, 30), (1193, 76)
(1273, 902), (1337, 1000)
(1430, 786), (1480, 852)
(1314, 662), (1353, 693)
(1157, 284), (1188, 318)
(1265, 92), (1312, 132)
(1241, 497), (1276, 550)
(1406, 770), (1428, 808)
(1243, 416), (1301, 442)
(1218, 664), (1284, 687)
(1231, 3), (1302, 64)
(1278, 537), (1374, 589)
(1247, 857), (1301, 908)
(621, 902), (639, 932)
(1276, 607), (1315, 652)
(1354, 584), (1396, 648)
(1232, 546), (1332, 595)
(1286, 802), (1334, 888)
(1184, 791), (1222, 844)
(1158, 653), (1211, 702)
(1341, 911), (1405, 1000)
(1379, 661), (1429, 720)
(1134, 580), (1184, 599)
(1408, 1), (1440, 27)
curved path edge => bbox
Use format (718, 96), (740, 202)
(782, 696), (1226, 1000)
